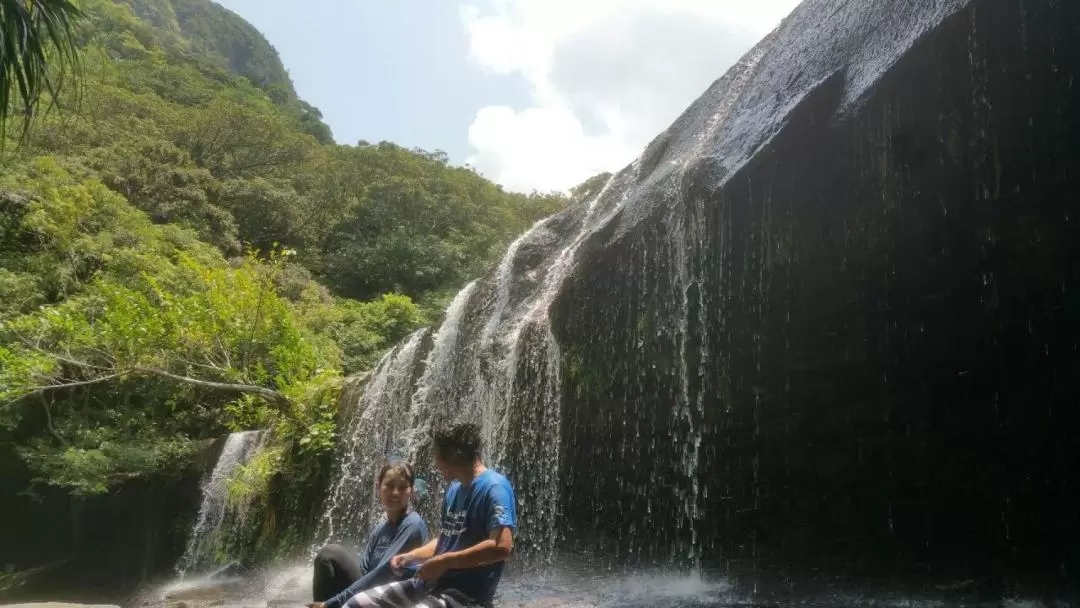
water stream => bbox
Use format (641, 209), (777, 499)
(176, 430), (268, 577)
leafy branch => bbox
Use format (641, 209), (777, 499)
(4, 360), (291, 407)
(0, 0), (84, 144)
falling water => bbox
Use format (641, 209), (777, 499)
(479, 228), (543, 349)
(319, 328), (429, 547)
(668, 188), (711, 570)
(405, 280), (479, 451)
(316, 173), (638, 564)
(479, 176), (628, 560)
(177, 430), (267, 576)
(311, 71), (791, 569)
(416, 173), (639, 563)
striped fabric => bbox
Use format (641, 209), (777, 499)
(343, 580), (467, 608)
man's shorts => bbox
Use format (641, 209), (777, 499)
(343, 579), (484, 608)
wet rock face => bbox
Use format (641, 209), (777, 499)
(554, 0), (1080, 587)
(327, 0), (1079, 595)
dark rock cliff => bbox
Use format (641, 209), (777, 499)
(553, 0), (1080, 592)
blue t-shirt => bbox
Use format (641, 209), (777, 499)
(431, 469), (517, 603)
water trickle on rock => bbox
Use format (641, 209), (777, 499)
(177, 430), (268, 576)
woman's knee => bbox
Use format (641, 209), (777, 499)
(315, 543), (347, 564)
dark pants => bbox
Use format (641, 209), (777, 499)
(313, 544), (366, 602)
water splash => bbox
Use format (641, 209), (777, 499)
(176, 430), (267, 576)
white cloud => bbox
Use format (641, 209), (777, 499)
(461, 0), (803, 193)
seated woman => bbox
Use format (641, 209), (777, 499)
(309, 461), (428, 608)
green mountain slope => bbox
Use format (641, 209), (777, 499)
(119, 0), (297, 100)
(0, 0), (573, 506)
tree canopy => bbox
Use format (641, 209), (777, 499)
(0, 0), (578, 497)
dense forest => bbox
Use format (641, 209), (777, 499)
(0, 0), (582, 584)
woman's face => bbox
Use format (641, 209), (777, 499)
(378, 469), (412, 514)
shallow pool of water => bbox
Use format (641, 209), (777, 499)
(136, 562), (1068, 608)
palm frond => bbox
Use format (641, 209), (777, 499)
(0, 0), (84, 146)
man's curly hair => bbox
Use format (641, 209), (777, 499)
(432, 422), (482, 466)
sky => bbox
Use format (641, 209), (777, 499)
(214, 0), (802, 193)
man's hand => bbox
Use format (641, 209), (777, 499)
(416, 555), (449, 582)
(306, 602), (325, 608)
(390, 552), (414, 575)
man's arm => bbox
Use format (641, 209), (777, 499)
(392, 537), (439, 569)
(396, 492), (447, 570)
(430, 526), (513, 570)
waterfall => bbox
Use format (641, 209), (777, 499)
(319, 328), (429, 547)
(458, 174), (631, 561)
(177, 430), (268, 576)
(313, 173), (632, 564)
(315, 170), (650, 565)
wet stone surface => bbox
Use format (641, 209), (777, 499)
(325, 0), (1080, 596)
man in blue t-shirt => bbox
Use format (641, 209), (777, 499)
(342, 423), (517, 608)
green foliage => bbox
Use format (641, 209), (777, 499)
(118, 0), (296, 99)
(0, 162), (344, 493)
(86, 138), (241, 252)
(329, 294), (426, 374)
(0, 0), (84, 142)
(0, 0), (575, 499)
(0, 157), (223, 301)
(174, 98), (315, 179)
(0, 245), (333, 402)
(226, 441), (285, 515)
(18, 436), (198, 495)
(12, 0), (572, 303)
(217, 176), (308, 252)
(0, 267), (45, 320)
(280, 372), (339, 456)
(312, 142), (570, 300)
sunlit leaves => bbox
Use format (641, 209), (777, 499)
(0, 166), (344, 493)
